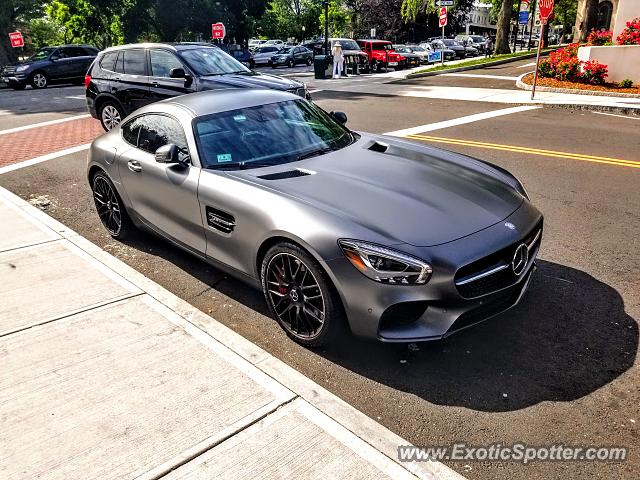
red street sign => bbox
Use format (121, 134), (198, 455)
(9, 31), (24, 48)
(439, 7), (448, 28)
(212, 23), (226, 40)
(538, 0), (555, 25)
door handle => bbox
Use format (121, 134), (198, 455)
(127, 160), (142, 173)
(152, 81), (159, 88)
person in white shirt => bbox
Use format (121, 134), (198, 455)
(331, 42), (344, 79)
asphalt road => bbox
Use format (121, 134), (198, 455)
(1, 63), (639, 480)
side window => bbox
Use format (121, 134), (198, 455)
(122, 118), (142, 147)
(99, 51), (118, 71)
(123, 49), (147, 76)
(114, 51), (124, 74)
(150, 50), (184, 78)
(136, 114), (189, 162)
(66, 47), (86, 57)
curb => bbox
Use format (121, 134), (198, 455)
(516, 72), (640, 99)
(405, 50), (551, 80)
(0, 185), (465, 480)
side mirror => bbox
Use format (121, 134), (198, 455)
(155, 144), (180, 164)
(330, 111), (348, 125)
(169, 67), (186, 78)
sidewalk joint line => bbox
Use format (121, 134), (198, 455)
(0, 237), (60, 254)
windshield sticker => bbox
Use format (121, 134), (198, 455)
(233, 115), (247, 122)
(217, 153), (233, 163)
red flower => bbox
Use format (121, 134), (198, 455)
(617, 17), (640, 45)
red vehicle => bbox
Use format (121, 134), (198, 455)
(357, 40), (407, 73)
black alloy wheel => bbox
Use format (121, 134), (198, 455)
(261, 244), (344, 347)
(92, 172), (131, 239)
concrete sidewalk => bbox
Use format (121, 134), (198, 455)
(0, 186), (463, 480)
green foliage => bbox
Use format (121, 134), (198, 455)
(319, 0), (351, 37)
(261, 0), (321, 40)
(619, 79), (633, 88)
(26, 15), (67, 49)
(46, 0), (124, 48)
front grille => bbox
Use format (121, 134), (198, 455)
(454, 220), (542, 298)
(3, 66), (16, 75)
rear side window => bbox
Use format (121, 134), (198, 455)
(135, 114), (189, 161)
(121, 119), (141, 147)
(66, 47), (87, 57)
(99, 51), (118, 71)
(123, 49), (147, 76)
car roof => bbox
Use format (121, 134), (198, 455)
(101, 42), (216, 53)
(157, 89), (300, 118)
(358, 39), (391, 43)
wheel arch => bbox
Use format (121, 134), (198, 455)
(94, 94), (126, 118)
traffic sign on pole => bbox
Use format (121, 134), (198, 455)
(9, 31), (24, 48)
(211, 23), (226, 40)
(436, 0), (454, 6)
(537, 0), (554, 25)
(439, 7), (448, 28)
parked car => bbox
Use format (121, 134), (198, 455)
(455, 35), (487, 54)
(264, 39), (284, 47)
(251, 45), (281, 66)
(392, 45), (422, 67)
(270, 46), (313, 68)
(248, 39), (266, 50)
(87, 88), (542, 347)
(423, 41), (456, 61)
(85, 43), (309, 131)
(1, 44), (98, 90)
(357, 40), (407, 72)
(329, 38), (369, 73)
(437, 38), (468, 58)
(402, 44), (433, 64)
(218, 43), (253, 68)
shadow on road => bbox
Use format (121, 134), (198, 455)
(321, 259), (637, 412)
(119, 226), (639, 413)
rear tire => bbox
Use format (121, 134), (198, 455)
(91, 171), (132, 240)
(261, 243), (346, 347)
(99, 101), (125, 132)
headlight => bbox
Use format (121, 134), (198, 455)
(16, 65), (29, 72)
(338, 240), (432, 285)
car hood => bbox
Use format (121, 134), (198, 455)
(232, 135), (524, 247)
(199, 72), (302, 91)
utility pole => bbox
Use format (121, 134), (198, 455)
(527, 0), (537, 50)
(513, 0), (522, 52)
(323, 0), (329, 56)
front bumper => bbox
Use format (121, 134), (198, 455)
(325, 203), (542, 342)
(1, 75), (27, 86)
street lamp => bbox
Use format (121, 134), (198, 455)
(323, 0), (329, 55)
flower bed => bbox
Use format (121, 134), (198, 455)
(522, 72), (640, 95)
(617, 18), (640, 45)
(538, 43), (608, 84)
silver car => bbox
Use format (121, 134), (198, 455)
(251, 45), (280, 67)
(88, 89), (542, 347)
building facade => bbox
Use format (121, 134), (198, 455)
(573, 0), (620, 40)
(465, 2), (496, 35)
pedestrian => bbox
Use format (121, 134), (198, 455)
(332, 41), (344, 79)
(485, 35), (493, 58)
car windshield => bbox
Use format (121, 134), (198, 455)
(29, 47), (56, 61)
(471, 36), (485, 42)
(194, 100), (355, 169)
(277, 47), (293, 54)
(372, 43), (393, 51)
(394, 46), (409, 52)
(411, 46), (426, 52)
(442, 39), (458, 46)
(179, 47), (249, 75)
(256, 46), (276, 54)
(333, 39), (359, 50)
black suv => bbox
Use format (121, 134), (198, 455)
(1, 44), (98, 90)
(85, 43), (309, 131)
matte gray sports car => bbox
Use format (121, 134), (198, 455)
(87, 89), (543, 347)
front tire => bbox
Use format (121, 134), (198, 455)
(370, 60), (379, 73)
(287, 59), (294, 68)
(99, 101), (125, 132)
(305, 57), (312, 66)
(30, 72), (48, 89)
(261, 243), (345, 347)
(91, 171), (132, 240)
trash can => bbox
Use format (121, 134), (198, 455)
(314, 55), (332, 79)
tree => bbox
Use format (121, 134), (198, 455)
(26, 15), (67, 49)
(46, 0), (124, 48)
(494, 0), (513, 54)
(0, 0), (44, 63)
(319, 0), (351, 37)
(553, 0), (577, 41)
(260, 0), (320, 40)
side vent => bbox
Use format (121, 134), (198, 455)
(258, 169), (313, 180)
(206, 206), (235, 234)
(368, 141), (389, 153)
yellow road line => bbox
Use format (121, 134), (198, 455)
(407, 134), (640, 169)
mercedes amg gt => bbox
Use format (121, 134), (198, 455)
(87, 89), (543, 347)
